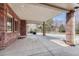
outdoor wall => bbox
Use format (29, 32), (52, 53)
(0, 4), (20, 49)
(20, 20), (26, 36)
(0, 4), (5, 49)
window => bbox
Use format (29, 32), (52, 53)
(7, 13), (13, 32)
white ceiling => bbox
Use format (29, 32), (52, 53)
(8, 3), (77, 24)
(49, 3), (75, 10)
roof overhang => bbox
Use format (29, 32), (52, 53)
(8, 3), (79, 24)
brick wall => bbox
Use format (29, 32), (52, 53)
(0, 4), (5, 49)
(0, 4), (21, 49)
(20, 20), (26, 36)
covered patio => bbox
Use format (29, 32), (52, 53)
(8, 3), (79, 45)
(0, 3), (79, 56)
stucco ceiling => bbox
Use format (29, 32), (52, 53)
(8, 3), (78, 24)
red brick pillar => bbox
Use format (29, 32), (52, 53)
(0, 4), (6, 49)
(66, 10), (76, 46)
(20, 20), (26, 37)
(43, 22), (46, 36)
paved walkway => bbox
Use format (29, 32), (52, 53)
(0, 33), (79, 56)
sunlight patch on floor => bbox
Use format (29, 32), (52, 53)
(50, 40), (69, 47)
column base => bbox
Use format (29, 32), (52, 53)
(18, 35), (26, 39)
(64, 40), (75, 46)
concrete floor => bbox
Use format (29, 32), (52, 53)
(0, 33), (79, 56)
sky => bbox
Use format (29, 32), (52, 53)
(52, 10), (79, 27)
(75, 10), (79, 23)
(52, 12), (66, 26)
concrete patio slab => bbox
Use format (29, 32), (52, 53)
(0, 33), (79, 56)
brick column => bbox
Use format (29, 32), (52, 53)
(0, 4), (6, 49)
(43, 21), (46, 36)
(66, 10), (76, 46)
(20, 20), (26, 37)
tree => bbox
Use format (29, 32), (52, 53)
(36, 18), (54, 33)
(76, 23), (79, 34)
(59, 24), (65, 32)
(45, 18), (53, 32)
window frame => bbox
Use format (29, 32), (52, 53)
(7, 13), (13, 33)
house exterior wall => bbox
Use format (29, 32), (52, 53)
(0, 3), (26, 49)
(20, 20), (26, 36)
(0, 4), (5, 49)
(3, 4), (20, 48)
